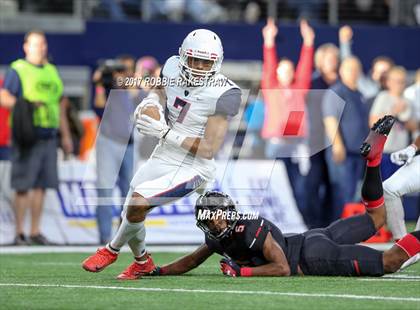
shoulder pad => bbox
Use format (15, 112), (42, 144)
(161, 56), (180, 79)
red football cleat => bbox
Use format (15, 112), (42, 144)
(82, 247), (118, 272)
(360, 115), (395, 164)
(116, 254), (156, 280)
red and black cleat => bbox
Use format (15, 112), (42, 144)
(116, 254), (156, 280)
(82, 247), (118, 272)
(360, 115), (395, 163)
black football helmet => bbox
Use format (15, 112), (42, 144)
(195, 191), (238, 240)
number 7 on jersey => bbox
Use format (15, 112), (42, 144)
(173, 97), (191, 124)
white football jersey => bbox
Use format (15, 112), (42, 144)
(151, 56), (241, 180)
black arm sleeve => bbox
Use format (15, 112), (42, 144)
(214, 88), (242, 117)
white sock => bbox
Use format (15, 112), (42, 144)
(128, 221), (146, 257)
(416, 216), (420, 231)
(105, 244), (119, 254)
(135, 257), (149, 265)
(109, 216), (144, 250)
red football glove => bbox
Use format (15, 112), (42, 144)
(220, 258), (241, 277)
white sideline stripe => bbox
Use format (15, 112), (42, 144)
(384, 274), (420, 279)
(360, 279), (420, 282)
(38, 262), (80, 266)
(0, 243), (394, 255)
(360, 275), (420, 282)
(0, 283), (419, 302)
(13, 262), (215, 269)
(0, 245), (199, 254)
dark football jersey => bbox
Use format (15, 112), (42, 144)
(205, 216), (304, 274)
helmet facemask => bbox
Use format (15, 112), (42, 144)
(195, 192), (239, 240)
(179, 52), (221, 86)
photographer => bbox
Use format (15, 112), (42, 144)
(93, 55), (140, 244)
(93, 56), (134, 112)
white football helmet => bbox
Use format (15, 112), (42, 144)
(179, 29), (224, 85)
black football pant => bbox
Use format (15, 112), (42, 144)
(300, 214), (384, 276)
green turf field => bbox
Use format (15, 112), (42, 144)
(0, 252), (419, 310)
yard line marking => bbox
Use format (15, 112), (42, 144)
(359, 274), (420, 282)
(360, 278), (420, 282)
(384, 275), (420, 279)
(0, 283), (419, 302)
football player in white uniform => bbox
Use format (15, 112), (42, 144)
(82, 29), (242, 279)
(384, 136), (420, 241)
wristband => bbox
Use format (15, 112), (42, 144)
(164, 129), (186, 147)
(159, 266), (168, 275)
(150, 266), (166, 276)
(410, 144), (418, 152)
(240, 267), (253, 277)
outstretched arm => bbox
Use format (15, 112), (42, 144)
(158, 244), (214, 275)
(339, 25), (353, 60)
(262, 17), (279, 89)
(294, 19), (315, 90)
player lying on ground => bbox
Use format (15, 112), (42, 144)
(81, 29), (242, 279)
(384, 135), (420, 241)
(151, 116), (420, 277)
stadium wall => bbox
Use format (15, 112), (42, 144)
(0, 22), (419, 71)
(0, 160), (306, 245)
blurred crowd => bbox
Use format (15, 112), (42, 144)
(11, 0), (420, 25)
(242, 20), (420, 229)
(0, 19), (419, 245)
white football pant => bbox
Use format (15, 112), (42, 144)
(383, 156), (420, 240)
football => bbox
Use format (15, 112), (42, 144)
(140, 104), (161, 121)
